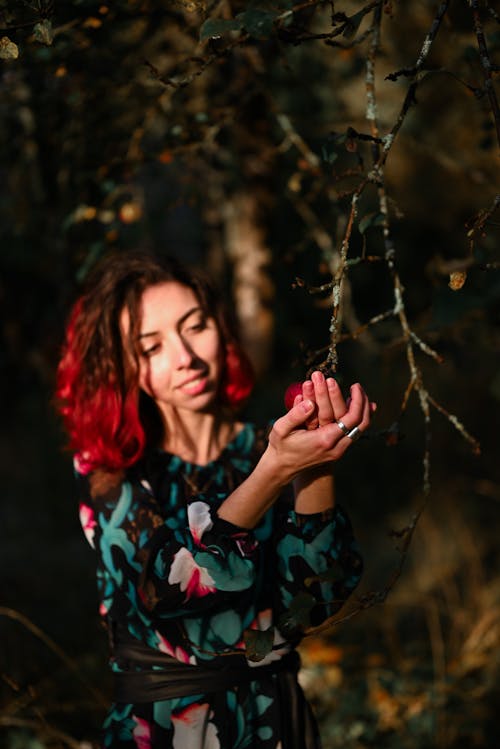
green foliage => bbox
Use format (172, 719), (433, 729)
(278, 592), (316, 636)
(358, 212), (386, 235)
(200, 5), (286, 41)
(305, 561), (346, 587)
(33, 20), (54, 46)
(243, 627), (275, 662)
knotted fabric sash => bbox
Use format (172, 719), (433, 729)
(110, 622), (321, 748)
(111, 622), (300, 704)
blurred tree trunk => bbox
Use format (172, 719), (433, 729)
(224, 192), (274, 376)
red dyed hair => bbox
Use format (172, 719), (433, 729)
(56, 252), (254, 473)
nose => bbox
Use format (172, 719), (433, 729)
(173, 334), (195, 369)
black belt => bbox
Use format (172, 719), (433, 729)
(111, 628), (300, 704)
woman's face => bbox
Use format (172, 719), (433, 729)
(129, 281), (224, 415)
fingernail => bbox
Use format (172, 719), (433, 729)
(326, 377), (337, 389)
(312, 371), (323, 384)
(301, 399), (314, 412)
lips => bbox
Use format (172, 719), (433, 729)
(178, 374), (209, 395)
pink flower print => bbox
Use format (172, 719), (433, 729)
(187, 501), (213, 545)
(172, 703), (220, 749)
(155, 631), (196, 665)
(168, 548), (216, 600)
(79, 502), (97, 548)
(73, 452), (92, 475)
(99, 601), (109, 616)
(132, 715), (151, 749)
(235, 533), (258, 557)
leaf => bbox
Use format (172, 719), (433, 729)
(449, 271), (467, 291)
(278, 592), (316, 636)
(358, 212), (385, 235)
(0, 36), (19, 60)
(240, 9), (277, 38)
(343, 10), (364, 39)
(305, 561), (345, 587)
(34, 19), (54, 46)
(199, 17), (243, 41)
(200, 8), (278, 42)
(321, 143), (339, 165)
(244, 627), (275, 662)
(321, 131), (349, 164)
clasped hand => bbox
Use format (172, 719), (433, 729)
(267, 371), (374, 483)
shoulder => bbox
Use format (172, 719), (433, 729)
(74, 457), (130, 507)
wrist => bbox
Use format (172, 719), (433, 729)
(258, 445), (294, 490)
(293, 462), (334, 491)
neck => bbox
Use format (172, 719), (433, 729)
(159, 407), (237, 465)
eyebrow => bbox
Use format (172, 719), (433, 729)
(137, 306), (203, 339)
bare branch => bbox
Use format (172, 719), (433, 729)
(470, 0), (500, 149)
(0, 607), (107, 708)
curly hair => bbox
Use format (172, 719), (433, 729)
(55, 252), (254, 473)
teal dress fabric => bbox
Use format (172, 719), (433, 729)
(76, 423), (363, 748)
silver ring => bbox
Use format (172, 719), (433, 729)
(336, 420), (350, 435)
(347, 426), (361, 441)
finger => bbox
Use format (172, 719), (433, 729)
(326, 377), (347, 419)
(358, 390), (371, 431)
(273, 399), (315, 438)
(293, 393), (303, 407)
(332, 383), (366, 437)
(311, 371), (335, 426)
(302, 379), (319, 429)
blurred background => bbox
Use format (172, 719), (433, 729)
(1, 1), (499, 747)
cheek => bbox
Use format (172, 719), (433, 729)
(139, 357), (171, 396)
(138, 361), (153, 396)
(209, 337), (225, 378)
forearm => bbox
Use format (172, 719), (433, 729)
(216, 448), (289, 529)
(293, 464), (335, 514)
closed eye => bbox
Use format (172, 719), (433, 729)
(183, 317), (207, 334)
(141, 343), (160, 357)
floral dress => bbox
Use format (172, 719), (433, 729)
(77, 423), (363, 749)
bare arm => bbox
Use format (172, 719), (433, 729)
(217, 379), (371, 528)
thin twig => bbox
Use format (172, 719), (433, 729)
(381, 0), (451, 163)
(466, 194), (500, 254)
(427, 394), (481, 455)
(470, 0), (500, 149)
(0, 717), (82, 749)
(0, 607), (108, 708)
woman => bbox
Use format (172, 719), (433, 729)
(56, 252), (371, 749)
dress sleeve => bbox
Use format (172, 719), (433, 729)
(273, 503), (363, 634)
(76, 469), (260, 621)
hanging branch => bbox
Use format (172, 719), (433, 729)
(469, 0), (500, 150)
(466, 193), (500, 255)
(303, 505), (426, 636)
(380, 0), (451, 164)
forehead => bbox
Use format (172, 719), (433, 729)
(139, 281), (201, 328)
(120, 281), (203, 337)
